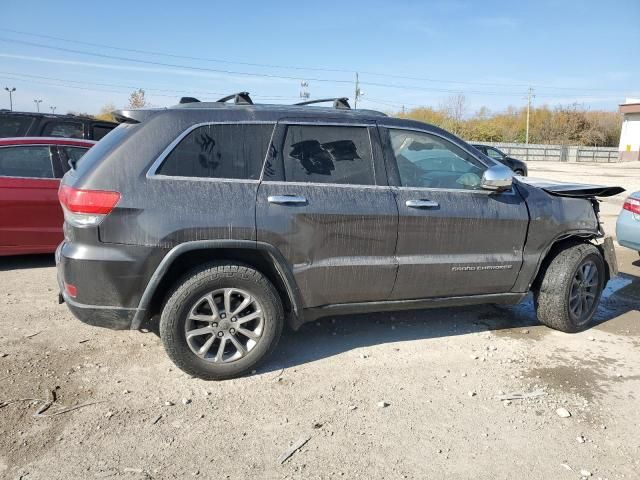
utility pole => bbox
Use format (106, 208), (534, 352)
(525, 87), (535, 144)
(299, 80), (310, 101)
(354, 72), (363, 109)
(4, 87), (16, 111)
(50, 106), (57, 114)
(33, 99), (42, 112)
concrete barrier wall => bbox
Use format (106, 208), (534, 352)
(471, 142), (620, 163)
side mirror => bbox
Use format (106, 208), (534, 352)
(481, 164), (514, 191)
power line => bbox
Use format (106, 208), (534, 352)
(0, 27), (632, 94)
(0, 37), (353, 85)
(0, 70), (294, 99)
(0, 73), (300, 103)
(0, 36), (635, 100)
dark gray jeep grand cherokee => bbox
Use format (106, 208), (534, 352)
(56, 93), (623, 380)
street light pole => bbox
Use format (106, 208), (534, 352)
(50, 106), (56, 114)
(34, 99), (42, 113)
(4, 87), (16, 111)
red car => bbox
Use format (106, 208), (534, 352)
(0, 137), (96, 256)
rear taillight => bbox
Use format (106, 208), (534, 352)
(58, 185), (120, 226)
(623, 197), (640, 215)
(64, 282), (77, 298)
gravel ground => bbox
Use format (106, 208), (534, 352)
(1, 162), (639, 480)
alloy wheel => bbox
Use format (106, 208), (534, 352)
(184, 288), (264, 363)
(568, 260), (599, 325)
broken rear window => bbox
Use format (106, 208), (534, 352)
(157, 123), (274, 180)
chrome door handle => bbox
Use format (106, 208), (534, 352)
(406, 199), (439, 208)
(267, 195), (307, 205)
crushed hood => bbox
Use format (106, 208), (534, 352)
(517, 177), (625, 198)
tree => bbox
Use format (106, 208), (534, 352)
(95, 103), (117, 122)
(394, 100), (621, 147)
(439, 94), (467, 134)
(127, 89), (148, 109)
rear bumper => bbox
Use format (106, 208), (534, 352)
(56, 241), (162, 330)
(59, 289), (138, 330)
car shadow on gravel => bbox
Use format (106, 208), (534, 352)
(260, 272), (640, 374)
(0, 254), (55, 271)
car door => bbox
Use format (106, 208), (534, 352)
(0, 144), (62, 252)
(380, 126), (529, 300)
(256, 120), (398, 307)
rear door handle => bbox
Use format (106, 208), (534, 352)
(267, 195), (307, 205)
(406, 199), (439, 209)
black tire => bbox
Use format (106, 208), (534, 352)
(514, 169), (525, 176)
(160, 263), (283, 380)
(534, 243), (605, 333)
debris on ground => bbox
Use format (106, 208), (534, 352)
(277, 435), (311, 465)
(377, 401), (390, 408)
(0, 389), (104, 417)
(556, 407), (572, 418)
(495, 389), (546, 401)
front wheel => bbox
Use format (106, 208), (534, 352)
(534, 243), (605, 332)
(160, 264), (284, 380)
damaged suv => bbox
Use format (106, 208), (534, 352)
(56, 93), (623, 380)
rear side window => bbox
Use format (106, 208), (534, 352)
(41, 121), (84, 139)
(0, 114), (34, 137)
(0, 146), (54, 178)
(92, 124), (115, 140)
(157, 123), (274, 180)
(282, 125), (374, 185)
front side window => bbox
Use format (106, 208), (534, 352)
(389, 129), (486, 190)
(0, 146), (54, 178)
(157, 123), (274, 179)
(42, 121), (84, 139)
(283, 125), (374, 185)
(59, 146), (89, 172)
(485, 147), (504, 160)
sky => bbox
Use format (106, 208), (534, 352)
(1, 0), (639, 116)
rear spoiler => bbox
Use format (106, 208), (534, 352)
(519, 177), (625, 198)
(112, 109), (162, 124)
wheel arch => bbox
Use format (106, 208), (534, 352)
(131, 240), (304, 330)
(530, 232), (608, 292)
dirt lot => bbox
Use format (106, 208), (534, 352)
(1, 162), (639, 480)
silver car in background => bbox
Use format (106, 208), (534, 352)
(616, 192), (640, 254)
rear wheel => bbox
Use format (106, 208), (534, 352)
(534, 243), (605, 332)
(514, 169), (525, 176)
(160, 264), (283, 380)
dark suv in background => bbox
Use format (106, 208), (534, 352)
(0, 111), (117, 141)
(472, 144), (528, 176)
(56, 93), (622, 380)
